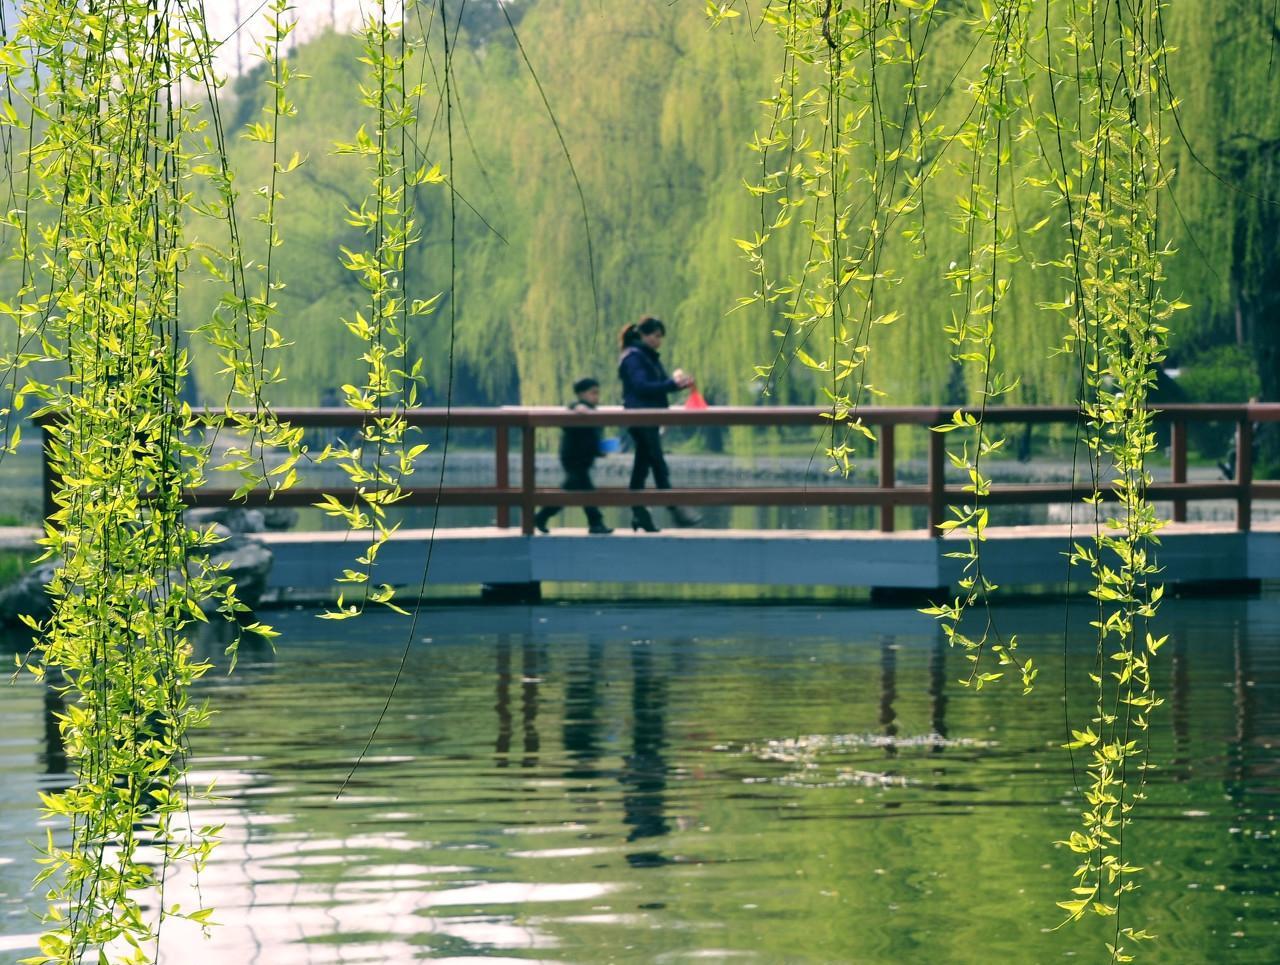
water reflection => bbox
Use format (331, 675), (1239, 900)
(40, 687), (67, 778)
(621, 642), (670, 866)
(494, 635), (512, 766)
(1, 600), (1278, 964)
(928, 637), (949, 750)
(1227, 621), (1257, 809)
(521, 638), (544, 768)
(561, 638), (605, 781)
(1171, 633), (1190, 780)
(495, 635), (546, 769)
(880, 637), (898, 758)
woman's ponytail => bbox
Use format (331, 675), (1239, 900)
(619, 315), (666, 350)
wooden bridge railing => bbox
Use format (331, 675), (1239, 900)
(38, 404), (1280, 536)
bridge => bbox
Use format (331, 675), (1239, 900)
(37, 404), (1280, 600)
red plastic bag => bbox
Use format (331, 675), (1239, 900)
(684, 387), (709, 410)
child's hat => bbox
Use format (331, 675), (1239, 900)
(573, 377), (599, 394)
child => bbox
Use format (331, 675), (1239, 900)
(533, 378), (613, 534)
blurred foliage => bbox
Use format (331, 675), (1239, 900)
(7, 1), (1279, 431)
(1177, 345), (1262, 405)
(1177, 345), (1263, 460)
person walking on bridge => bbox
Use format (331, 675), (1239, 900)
(618, 316), (700, 533)
(533, 378), (613, 535)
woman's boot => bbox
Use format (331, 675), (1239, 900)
(631, 506), (660, 533)
(668, 506), (702, 528)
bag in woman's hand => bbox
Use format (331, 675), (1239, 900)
(684, 387), (709, 410)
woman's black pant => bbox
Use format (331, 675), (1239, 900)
(628, 426), (671, 491)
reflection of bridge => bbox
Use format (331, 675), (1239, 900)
(38, 405), (1280, 597)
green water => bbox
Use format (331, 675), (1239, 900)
(1, 599), (1277, 963)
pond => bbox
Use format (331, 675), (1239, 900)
(1, 598), (1277, 963)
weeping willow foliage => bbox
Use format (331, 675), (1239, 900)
(0, 0), (301, 959)
(730, 1), (1179, 959)
(1160, 1), (1280, 397)
(312, 0), (439, 618)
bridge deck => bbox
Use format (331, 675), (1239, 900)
(2, 522), (1273, 597)
(257, 522), (1280, 593)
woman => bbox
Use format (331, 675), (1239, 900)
(618, 316), (700, 532)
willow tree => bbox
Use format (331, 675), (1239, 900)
(0, 0), (1196, 962)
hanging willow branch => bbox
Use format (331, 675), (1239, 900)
(4, 2), (228, 960)
(0, 0), (303, 959)
(1047, 2), (1178, 955)
(315, 0), (440, 620)
(725, 1), (1180, 959)
(732, 1), (934, 471)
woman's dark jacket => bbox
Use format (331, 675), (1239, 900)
(560, 401), (602, 470)
(618, 344), (679, 409)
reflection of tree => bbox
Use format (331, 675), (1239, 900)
(621, 643), (670, 866)
(562, 638), (605, 781)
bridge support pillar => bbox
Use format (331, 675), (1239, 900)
(480, 581), (542, 604)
